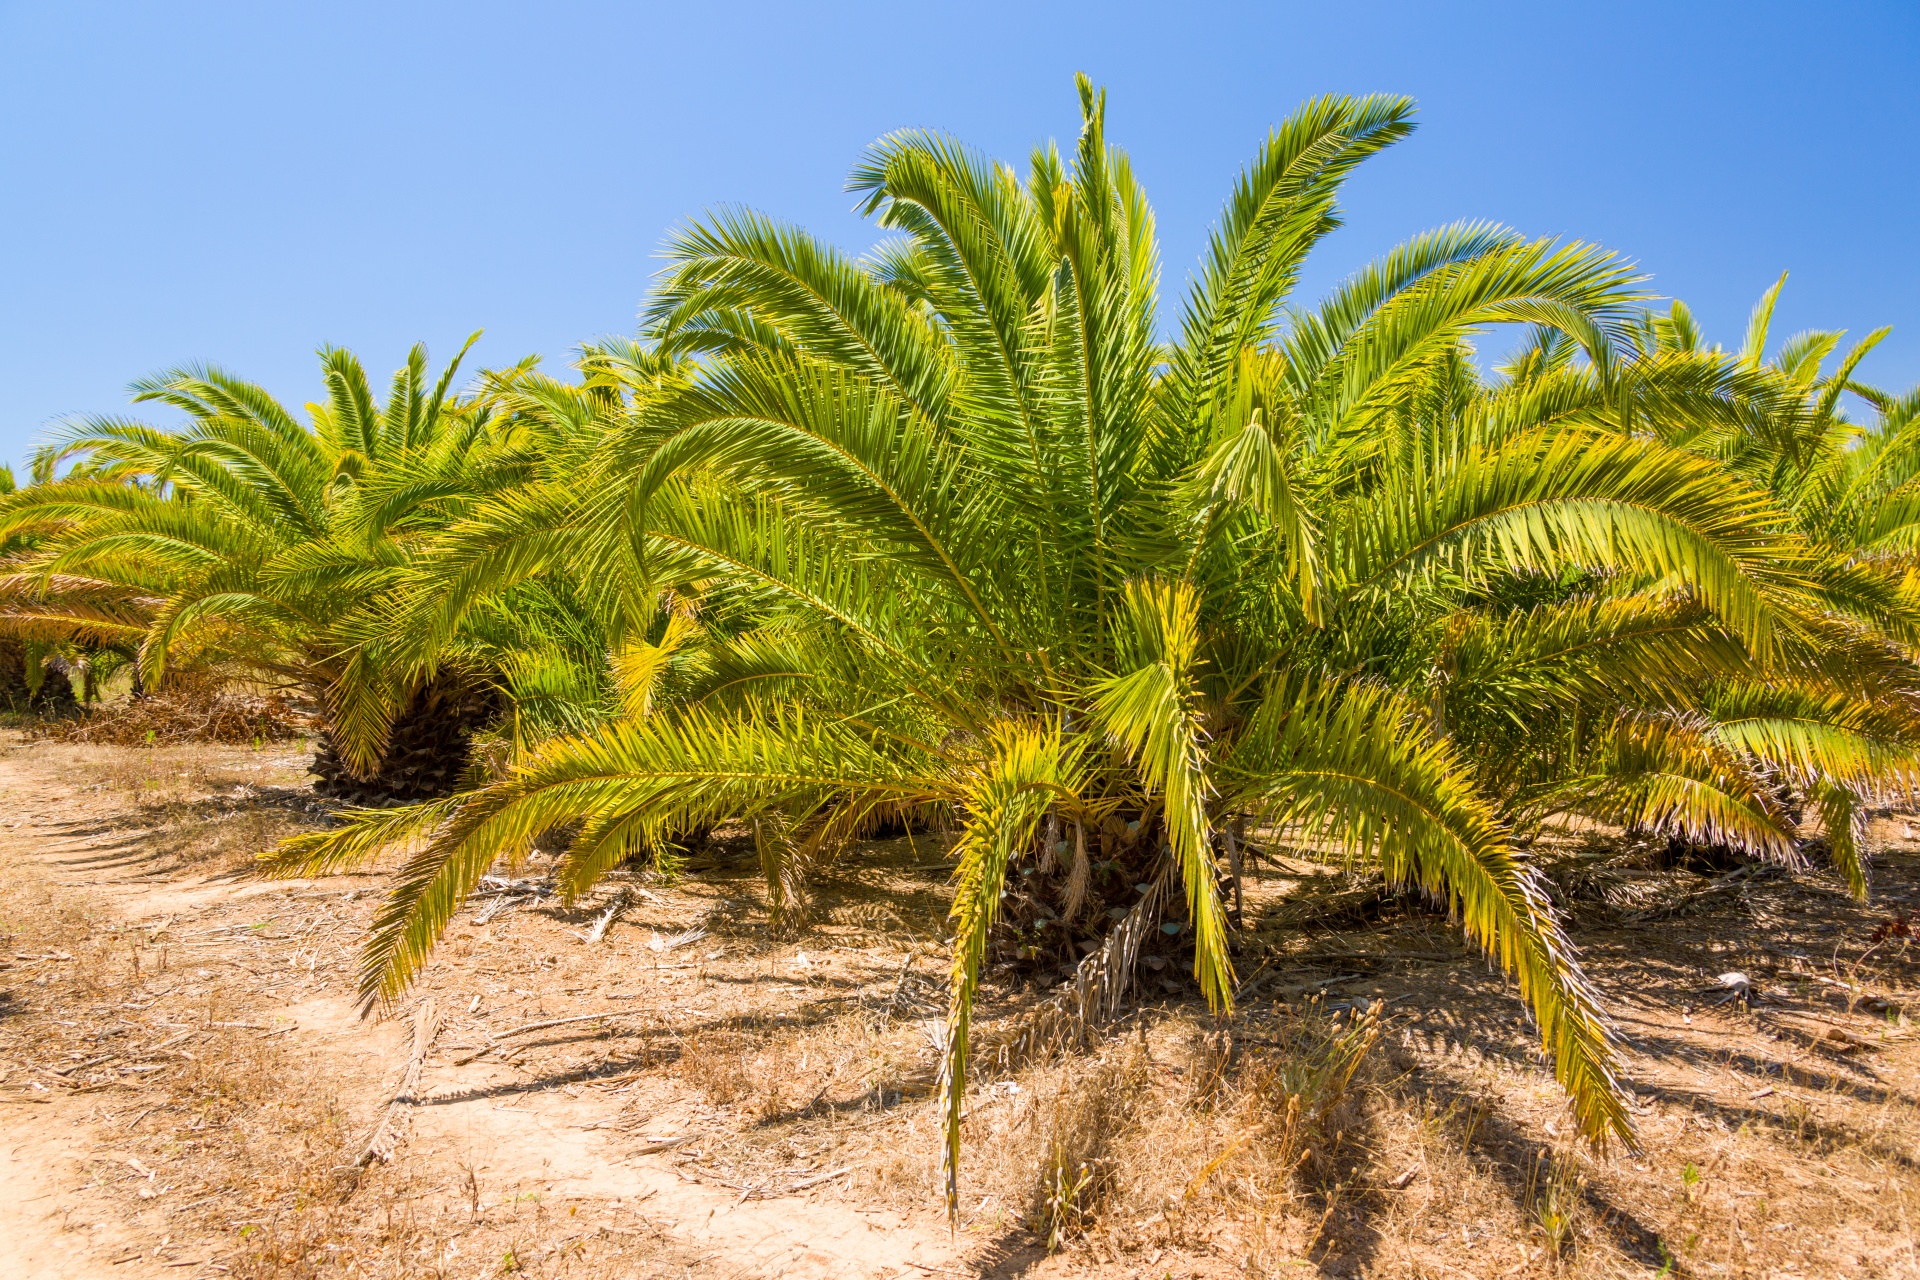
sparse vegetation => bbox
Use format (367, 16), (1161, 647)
(0, 736), (1917, 1276)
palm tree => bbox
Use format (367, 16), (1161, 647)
(0, 464), (133, 709)
(1467, 282), (1920, 897)
(276, 81), (1809, 1212)
(0, 339), (522, 799)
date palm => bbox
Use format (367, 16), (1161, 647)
(1472, 283), (1920, 896)
(277, 81), (1806, 1212)
(0, 339), (523, 798)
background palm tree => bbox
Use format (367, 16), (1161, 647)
(1474, 280), (1920, 897)
(0, 339), (521, 799)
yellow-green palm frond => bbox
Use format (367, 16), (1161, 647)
(1707, 681), (1920, 794)
(1330, 427), (1802, 654)
(1224, 676), (1632, 1149)
(262, 794), (471, 879)
(611, 603), (702, 720)
(1168, 94), (1417, 421)
(1436, 592), (1751, 728)
(1811, 781), (1869, 900)
(940, 719), (1086, 1222)
(291, 704), (946, 1010)
(1181, 362), (1322, 620)
(0, 571), (158, 646)
(647, 207), (956, 427)
(1089, 578), (1234, 1008)
(1538, 711), (1797, 862)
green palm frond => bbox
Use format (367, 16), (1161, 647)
(295, 704), (946, 1008)
(1090, 579), (1234, 1007)
(648, 208), (955, 426)
(1539, 711), (1796, 861)
(1329, 427), (1798, 653)
(1225, 677), (1632, 1148)
(1168, 94), (1417, 425)
(1706, 682), (1920, 793)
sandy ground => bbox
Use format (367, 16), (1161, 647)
(0, 737), (973, 1278)
(2, 733), (1918, 1278)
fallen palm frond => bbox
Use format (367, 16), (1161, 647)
(587, 885), (633, 942)
(356, 998), (440, 1167)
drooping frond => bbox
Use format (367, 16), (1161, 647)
(940, 721), (1084, 1221)
(1538, 711), (1797, 862)
(306, 705), (947, 1009)
(1224, 677), (1633, 1149)
(1090, 578), (1234, 1007)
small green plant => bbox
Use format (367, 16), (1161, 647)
(1681, 1161), (1701, 1187)
(1530, 1153), (1583, 1258)
(1040, 1146), (1096, 1252)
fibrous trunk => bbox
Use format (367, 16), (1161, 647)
(310, 674), (503, 806)
(991, 805), (1199, 983)
(0, 640), (76, 714)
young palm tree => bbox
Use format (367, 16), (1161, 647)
(0, 340), (522, 799)
(276, 82), (1809, 1212)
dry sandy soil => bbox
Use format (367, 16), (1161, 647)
(1, 731), (1916, 1279)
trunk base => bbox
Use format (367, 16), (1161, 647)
(310, 676), (503, 806)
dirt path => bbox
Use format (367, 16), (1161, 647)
(0, 740), (978, 1279)
(0, 746), (382, 1279)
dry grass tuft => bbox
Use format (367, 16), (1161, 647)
(38, 677), (309, 747)
(673, 1027), (763, 1110)
(1026, 1046), (1152, 1249)
(1236, 1000), (1386, 1191)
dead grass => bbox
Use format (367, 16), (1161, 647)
(6, 739), (1920, 1277)
(637, 827), (1920, 1277)
(0, 739), (733, 1278)
(1026, 1045), (1152, 1248)
(40, 740), (324, 873)
(37, 677), (309, 747)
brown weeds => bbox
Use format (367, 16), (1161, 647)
(1027, 1047), (1152, 1248)
(38, 677), (309, 747)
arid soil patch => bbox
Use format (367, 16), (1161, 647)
(1, 734), (1916, 1278)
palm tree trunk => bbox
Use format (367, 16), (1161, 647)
(995, 803), (1187, 978)
(310, 673), (503, 806)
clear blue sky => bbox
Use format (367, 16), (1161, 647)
(4, 1), (1916, 470)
